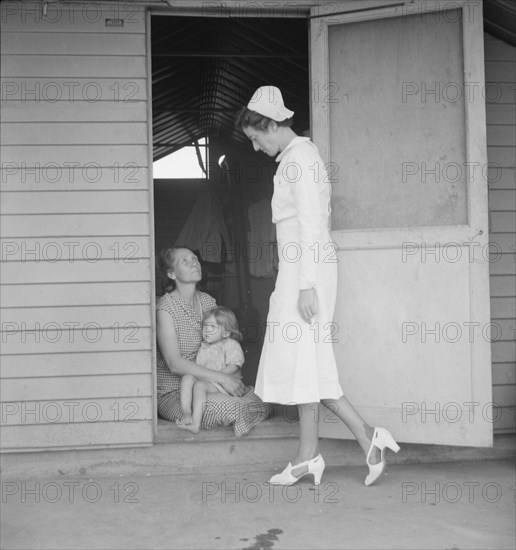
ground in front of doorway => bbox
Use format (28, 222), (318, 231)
(1, 460), (514, 549)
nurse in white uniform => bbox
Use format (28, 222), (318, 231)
(236, 86), (400, 486)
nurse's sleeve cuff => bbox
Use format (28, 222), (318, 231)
(299, 278), (316, 290)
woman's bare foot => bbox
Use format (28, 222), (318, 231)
(176, 422), (200, 434)
(177, 412), (193, 426)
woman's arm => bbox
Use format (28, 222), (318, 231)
(290, 146), (321, 292)
(156, 309), (245, 396)
(222, 341), (245, 376)
(290, 145), (323, 322)
(221, 364), (240, 374)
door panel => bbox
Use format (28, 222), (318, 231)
(311, 0), (492, 446)
(328, 10), (467, 230)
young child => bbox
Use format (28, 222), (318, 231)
(177, 306), (245, 433)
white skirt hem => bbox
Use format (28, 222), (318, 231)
(255, 384), (344, 405)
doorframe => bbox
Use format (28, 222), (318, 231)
(145, 3), (312, 441)
(145, 8), (158, 439)
(145, 0), (489, 443)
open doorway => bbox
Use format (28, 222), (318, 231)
(151, 16), (309, 436)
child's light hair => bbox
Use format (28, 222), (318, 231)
(203, 306), (242, 342)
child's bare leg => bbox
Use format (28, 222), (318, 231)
(177, 374), (196, 425)
(177, 381), (218, 434)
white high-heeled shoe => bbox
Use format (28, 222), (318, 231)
(269, 454), (325, 486)
(365, 427), (400, 486)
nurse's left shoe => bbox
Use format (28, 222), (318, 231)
(365, 427), (400, 486)
(269, 454), (325, 486)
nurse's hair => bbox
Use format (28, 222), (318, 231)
(235, 106), (293, 132)
(203, 306), (243, 342)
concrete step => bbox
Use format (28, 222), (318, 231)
(1, 416), (514, 479)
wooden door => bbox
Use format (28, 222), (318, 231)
(311, 0), (493, 446)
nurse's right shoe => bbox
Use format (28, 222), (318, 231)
(269, 454), (325, 486)
(365, 427), (400, 486)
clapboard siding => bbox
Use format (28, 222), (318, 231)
(490, 276), (516, 297)
(486, 319), (516, 342)
(1, 332), (153, 372)
(485, 33), (516, 434)
(488, 167), (515, 189)
(0, 351), (153, 378)
(1, 260), (151, 284)
(0, 397), (152, 425)
(484, 61), (516, 82)
(490, 212), (516, 234)
(487, 146), (516, 167)
(489, 189), (516, 210)
(0, 2), (154, 451)
(1, 55), (147, 78)
(0, 4), (146, 33)
(0, 282), (152, 308)
(1, 304), (151, 326)
(1, 190), (149, 214)
(492, 342), (516, 364)
(491, 297), (516, 320)
(1, 214), (150, 237)
(1, 145), (148, 165)
(489, 233), (515, 252)
(0, 237), (151, 261)
(492, 362), (516, 385)
(485, 38), (516, 61)
(486, 104), (516, 125)
(484, 83), (516, 104)
(1, 32), (146, 55)
(0, 78), (147, 102)
(0, 169), (148, 191)
(1, 374), (153, 401)
(487, 126), (516, 147)
(1, 101), (147, 122)
(2, 122), (148, 145)
(0, 422), (154, 452)
(489, 255), (516, 276)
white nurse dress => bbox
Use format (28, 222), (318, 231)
(254, 136), (344, 404)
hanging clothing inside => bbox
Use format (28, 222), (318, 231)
(175, 189), (231, 263)
(246, 198), (279, 278)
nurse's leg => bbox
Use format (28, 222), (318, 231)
(291, 402), (319, 476)
(321, 396), (379, 464)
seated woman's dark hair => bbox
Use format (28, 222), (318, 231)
(235, 106), (293, 132)
(157, 247), (196, 294)
(158, 248), (178, 293)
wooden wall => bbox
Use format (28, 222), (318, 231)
(0, 4), (512, 454)
(485, 33), (516, 434)
(0, 2), (154, 450)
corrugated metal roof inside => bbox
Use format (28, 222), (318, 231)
(151, 16), (310, 162)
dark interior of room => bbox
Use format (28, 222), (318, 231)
(151, 15), (309, 385)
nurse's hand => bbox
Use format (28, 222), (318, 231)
(298, 288), (318, 324)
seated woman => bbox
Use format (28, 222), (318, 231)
(156, 246), (271, 437)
